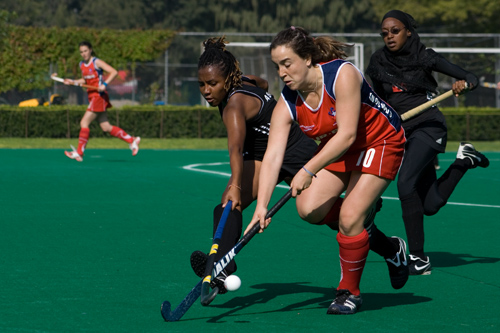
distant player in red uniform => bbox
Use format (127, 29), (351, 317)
(63, 41), (140, 162)
(246, 26), (406, 315)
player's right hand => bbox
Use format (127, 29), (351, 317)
(244, 205), (270, 235)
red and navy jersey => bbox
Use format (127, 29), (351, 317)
(79, 57), (104, 97)
(281, 59), (402, 150)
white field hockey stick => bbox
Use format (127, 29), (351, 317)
(400, 83), (469, 121)
(51, 74), (98, 90)
(480, 82), (498, 89)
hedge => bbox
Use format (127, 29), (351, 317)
(0, 105), (227, 139)
(0, 105), (499, 141)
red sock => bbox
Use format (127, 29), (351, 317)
(110, 126), (133, 144)
(337, 229), (369, 296)
(77, 128), (90, 155)
(316, 198), (343, 230)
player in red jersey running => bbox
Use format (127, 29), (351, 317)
(246, 26), (407, 315)
(63, 41), (140, 162)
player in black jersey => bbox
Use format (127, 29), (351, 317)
(191, 36), (409, 295)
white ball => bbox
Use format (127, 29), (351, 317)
(224, 275), (241, 291)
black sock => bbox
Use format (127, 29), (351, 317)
(365, 221), (398, 259)
(213, 204), (242, 275)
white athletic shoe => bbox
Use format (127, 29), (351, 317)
(64, 146), (83, 162)
(130, 136), (141, 156)
(456, 142), (489, 168)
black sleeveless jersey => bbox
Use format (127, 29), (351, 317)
(219, 82), (316, 163)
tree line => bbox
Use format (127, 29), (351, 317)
(2, 0), (500, 33)
(1, 0), (499, 94)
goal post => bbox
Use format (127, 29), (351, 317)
(220, 42), (364, 101)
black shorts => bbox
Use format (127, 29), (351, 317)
(244, 135), (318, 183)
(403, 107), (447, 153)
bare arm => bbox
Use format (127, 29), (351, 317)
(293, 64), (361, 189)
(223, 92), (262, 210)
(245, 97), (292, 234)
(95, 58), (118, 92)
(243, 75), (269, 91)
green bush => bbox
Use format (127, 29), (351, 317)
(441, 107), (500, 141)
(0, 105), (499, 140)
(0, 105), (227, 139)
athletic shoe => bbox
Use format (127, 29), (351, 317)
(130, 136), (141, 156)
(190, 250), (207, 277)
(190, 250), (228, 294)
(409, 254), (432, 275)
(327, 289), (362, 315)
(64, 147), (83, 162)
(456, 142), (489, 168)
(385, 237), (409, 289)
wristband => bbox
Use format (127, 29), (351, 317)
(302, 166), (317, 178)
(103, 82), (108, 87)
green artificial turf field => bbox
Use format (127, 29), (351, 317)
(0, 148), (498, 332)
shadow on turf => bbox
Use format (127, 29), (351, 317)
(427, 251), (500, 268)
(204, 282), (431, 322)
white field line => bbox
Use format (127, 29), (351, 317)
(183, 162), (500, 209)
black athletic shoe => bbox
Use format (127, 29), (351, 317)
(190, 250), (207, 278)
(326, 289), (362, 315)
(385, 237), (409, 289)
(190, 250), (228, 294)
(409, 254), (432, 275)
(456, 142), (489, 168)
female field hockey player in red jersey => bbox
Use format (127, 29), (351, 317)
(246, 26), (407, 315)
(191, 36), (408, 297)
(63, 41), (140, 162)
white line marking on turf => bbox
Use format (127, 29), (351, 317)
(184, 162), (500, 208)
(183, 162), (289, 189)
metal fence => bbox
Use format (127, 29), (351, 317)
(2, 32), (500, 108)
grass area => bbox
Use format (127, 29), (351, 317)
(0, 138), (228, 149)
(0, 138), (499, 151)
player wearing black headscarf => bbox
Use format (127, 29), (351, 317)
(366, 10), (489, 275)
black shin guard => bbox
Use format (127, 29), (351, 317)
(213, 204), (242, 275)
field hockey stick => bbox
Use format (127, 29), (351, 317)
(161, 189), (293, 321)
(479, 76), (499, 89)
(400, 83), (469, 121)
(50, 74), (99, 90)
(200, 201), (232, 306)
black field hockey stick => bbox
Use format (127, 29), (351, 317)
(201, 188), (293, 306)
(400, 83), (469, 121)
(200, 201), (232, 306)
(161, 189), (293, 321)
(161, 201), (231, 321)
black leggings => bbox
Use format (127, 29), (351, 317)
(397, 136), (445, 215)
(397, 136), (468, 255)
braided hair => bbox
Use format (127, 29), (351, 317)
(270, 26), (351, 65)
(198, 36), (242, 91)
